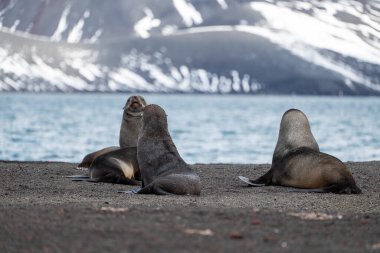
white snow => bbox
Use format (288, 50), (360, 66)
(30, 50), (89, 90)
(172, 0), (203, 27)
(231, 70), (241, 92)
(67, 19), (84, 43)
(51, 4), (71, 41)
(9, 19), (19, 32)
(109, 68), (155, 91)
(165, 25), (234, 36)
(0, 47), (93, 91)
(4, 77), (21, 90)
(87, 29), (102, 43)
(134, 8), (161, 39)
(0, 0), (16, 17)
(161, 0), (380, 91)
(216, 0), (228, 10)
(161, 25), (178, 35)
(242, 74), (250, 93)
(249, 2), (380, 65)
(63, 49), (102, 82)
(67, 10), (91, 43)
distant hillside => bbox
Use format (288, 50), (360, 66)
(0, 0), (379, 95)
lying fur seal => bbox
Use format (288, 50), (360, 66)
(120, 104), (201, 195)
(68, 147), (140, 185)
(77, 95), (146, 169)
(239, 109), (361, 194)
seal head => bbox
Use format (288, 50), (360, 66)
(272, 109), (319, 164)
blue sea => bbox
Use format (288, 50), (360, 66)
(0, 93), (379, 164)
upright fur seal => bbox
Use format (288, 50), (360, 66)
(239, 109), (361, 194)
(77, 95), (147, 169)
(121, 104), (201, 195)
(68, 147), (140, 185)
(119, 95), (147, 148)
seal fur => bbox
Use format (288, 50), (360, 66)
(128, 104), (201, 195)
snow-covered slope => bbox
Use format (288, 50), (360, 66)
(0, 0), (379, 95)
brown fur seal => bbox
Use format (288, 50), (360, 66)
(77, 95), (147, 169)
(68, 147), (140, 185)
(119, 95), (147, 148)
(239, 109), (361, 194)
(120, 104), (201, 195)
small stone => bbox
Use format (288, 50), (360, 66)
(229, 231), (244, 239)
(251, 218), (261, 225)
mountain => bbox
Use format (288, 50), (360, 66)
(0, 0), (379, 95)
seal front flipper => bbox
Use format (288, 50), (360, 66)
(118, 188), (141, 194)
(238, 176), (266, 187)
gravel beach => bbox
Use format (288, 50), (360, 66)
(1, 160), (379, 253)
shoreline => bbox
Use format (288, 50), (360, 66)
(1, 160), (379, 252)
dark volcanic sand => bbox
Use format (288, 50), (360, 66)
(0, 161), (379, 253)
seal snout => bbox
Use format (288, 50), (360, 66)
(124, 95), (147, 113)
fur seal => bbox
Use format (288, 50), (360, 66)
(77, 95), (147, 169)
(119, 95), (147, 148)
(239, 109), (361, 194)
(120, 104), (201, 195)
(68, 147), (140, 185)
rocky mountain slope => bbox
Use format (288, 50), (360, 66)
(0, 0), (379, 95)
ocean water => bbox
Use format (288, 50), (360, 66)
(0, 93), (379, 164)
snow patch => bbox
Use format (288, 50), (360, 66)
(165, 25), (234, 36)
(249, 2), (380, 65)
(134, 8), (161, 39)
(87, 29), (102, 43)
(216, 0), (228, 10)
(109, 68), (154, 91)
(172, 0), (203, 27)
(67, 10), (90, 43)
(9, 19), (19, 32)
(51, 4), (71, 41)
(161, 25), (178, 35)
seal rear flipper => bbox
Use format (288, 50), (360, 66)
(238, 176), (266, 187)
(66, 174), (89, 181)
